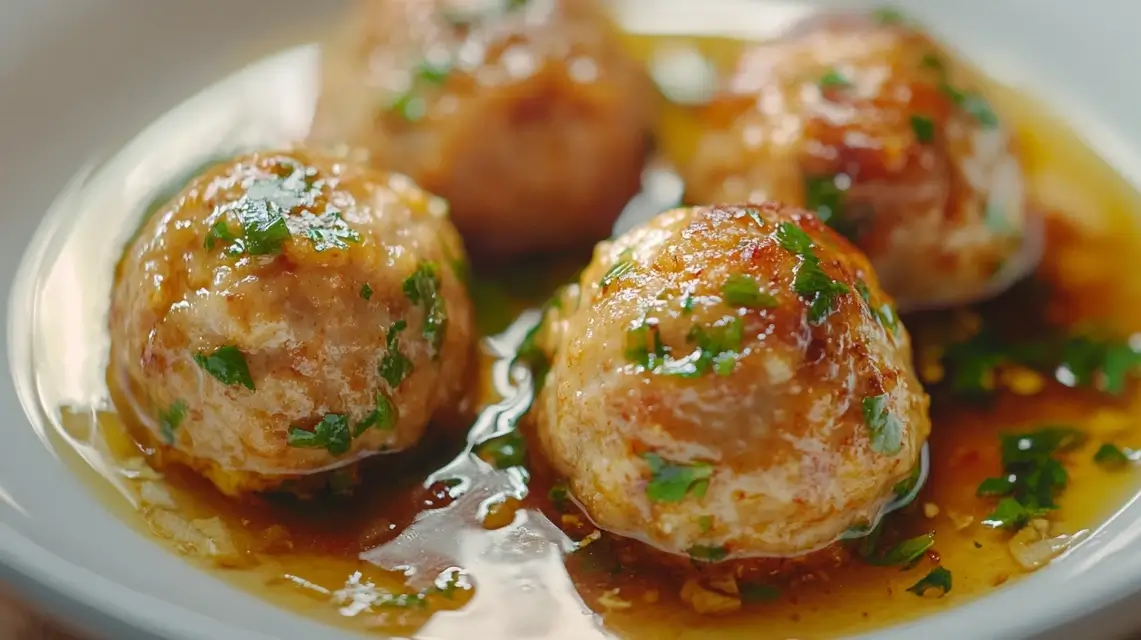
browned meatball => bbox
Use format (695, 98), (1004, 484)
(678, 16), (1036, 310)
(312, 0), (655, 258)
(535, 203), (930, 560)
(108, 148), (474, 497)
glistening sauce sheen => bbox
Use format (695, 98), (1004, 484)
(48, 23), (1141, 640)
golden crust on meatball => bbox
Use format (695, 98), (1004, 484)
(108, 148), (474, 496)
(311, 0), (655, 257)
(678, 17), (1029, 310)
(535, 203), (930, 560)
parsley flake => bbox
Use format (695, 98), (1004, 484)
(723, 274), (778, 309)
(514, 318), (551, 391)
(360, 283), (374, 300)
(379, 320), (414, 388)
(287, 414), (352, 456)
(907, 566), (952, 597)
(776, 221), (851, 323)
(977, 427), (1085, 529)
(204, 220), (238, 251)
(294, 210), (361, 252)
(599, 259), (635, 289)
(236, 176), (309, 255)
(862, 393), (904, 455)
(865, 532), (934, 569)
(626, 322), (668, 370)
(158, 399), (188, 444)
(803, 176), (847, 225)
(354, 391), (398, 437)
(910, 114), (936, 143)
(193, 345), (255, 390)
(476, 430), (528, 470)
(819, 68), (852, 89)
(643, 453), (713, 503)
(1094, 443), (1133, 469)
(403, 262), (447, 356)
(687, 545), (728, 563)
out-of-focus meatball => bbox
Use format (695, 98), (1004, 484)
(108, 148), (474, 497)
(534, 203), (930, 560)
(678, 16), (1035, 311)
(311, 0), (654, 258)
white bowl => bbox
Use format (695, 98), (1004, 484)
(4, 1), (1141, 638)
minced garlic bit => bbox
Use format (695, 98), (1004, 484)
(1008, 519), (1086, 571)
(680, 578), (742, 615)
(923, 502), (940, 518)
(577, 530), (602, 550)
(597, 588), (634, 610)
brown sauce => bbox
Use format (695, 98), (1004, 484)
(47, 26), (1141, 640)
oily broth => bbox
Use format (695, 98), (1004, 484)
(37, 16), (1141, 640)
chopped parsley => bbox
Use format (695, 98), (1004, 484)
(548, 483), (569, 507)
(864, 532), (934, 569)
(204, 220), (239, 251)
(475, 430), (527, 470)
(642, 453), (712, 503)
(193, 345), (255, 391)
(403, 262), (447, 356)
(626, 321), (668, 370)
(776, 222), (851, 324)
(379, 320), (414, 388)
(723, 274), (778, 309)
(158, 399), (188, 444)
(893, 463), (922, 498)
(1094, 443), (1133, 469)
(360, 283), (373, 300)
(804, 176), (846, 225)
(287, 414), (352, 456)
(687, 545), (728, 563)
(514, 318), (551, 391)
(907, 566), (952, 597)
(680, 318), (744, 377)
(353, 391), (398, 437)
(697, 515), (714, 533)
(745, 208), (765, 228)
(977, 427), (1086, 529)
(910, 114), (936, 143)
(391, 93), (428, 123)
(236, 176), (310, 255)
(862, 393), (904, 455)
(871, 6), (906, 24)
(681, 294), (696, 314)
(599, 259), (635, 289)
(919, 53), (945, 73)
(819, 68), (852, 89)
(416, 57), (452, 85)
(856, 280), (900, 336)
(740, 584), (781, 602)
(939, 82), (999, 128)
(293, 210), (361, 252)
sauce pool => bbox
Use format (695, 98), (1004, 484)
(41, 21), (1141, 640)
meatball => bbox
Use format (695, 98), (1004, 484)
(311, 0), (654, 257)
(108, 148), (474, 497)
(678, 16), (1037, 311)
(534, 203), (930, 560)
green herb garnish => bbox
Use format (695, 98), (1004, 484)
(687, 545), (728, 563)
(379, 320), (414, 388)
(296, 210), (361, 252)
(236, 176), (309, 255)
(819, 68), (852, 89)
(776, 221), (850, 324)
(193, 345), (255, 390)
(642, 453), (713, 503)
(514, 318), (551, 391)
(354, 391), (398, 437)
(940, 83), (999, 128)
(158, 399), (188, 444)
(723, 274), (778, 309)
(862, 393), (904, 455)
(204, 220), (238, 251)
(804, 176), (846, 225)
(360, 283), (373, 300)
(1094, 443), (1132, 469)
(403, 262), (447, 356)
(865, 532), (934, 569)
(626, 322), (668, 370)
(910, 114), (936, 143)
(476, 430), (527, 470)
(894, 463), (922, 498)
(920, 53), (945, 73)
(287, 414), (352, 456)
(682, 317), (744, 377)
(907, 566), (952, 597)
(599, 259), (635, 289)
(977, 427), (1086, 529)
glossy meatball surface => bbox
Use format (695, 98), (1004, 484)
(108, 148), (474, 496)
(535, 203), (930, 559)
(679, 17), (1033, 310)
(312, 0), (654, 257)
